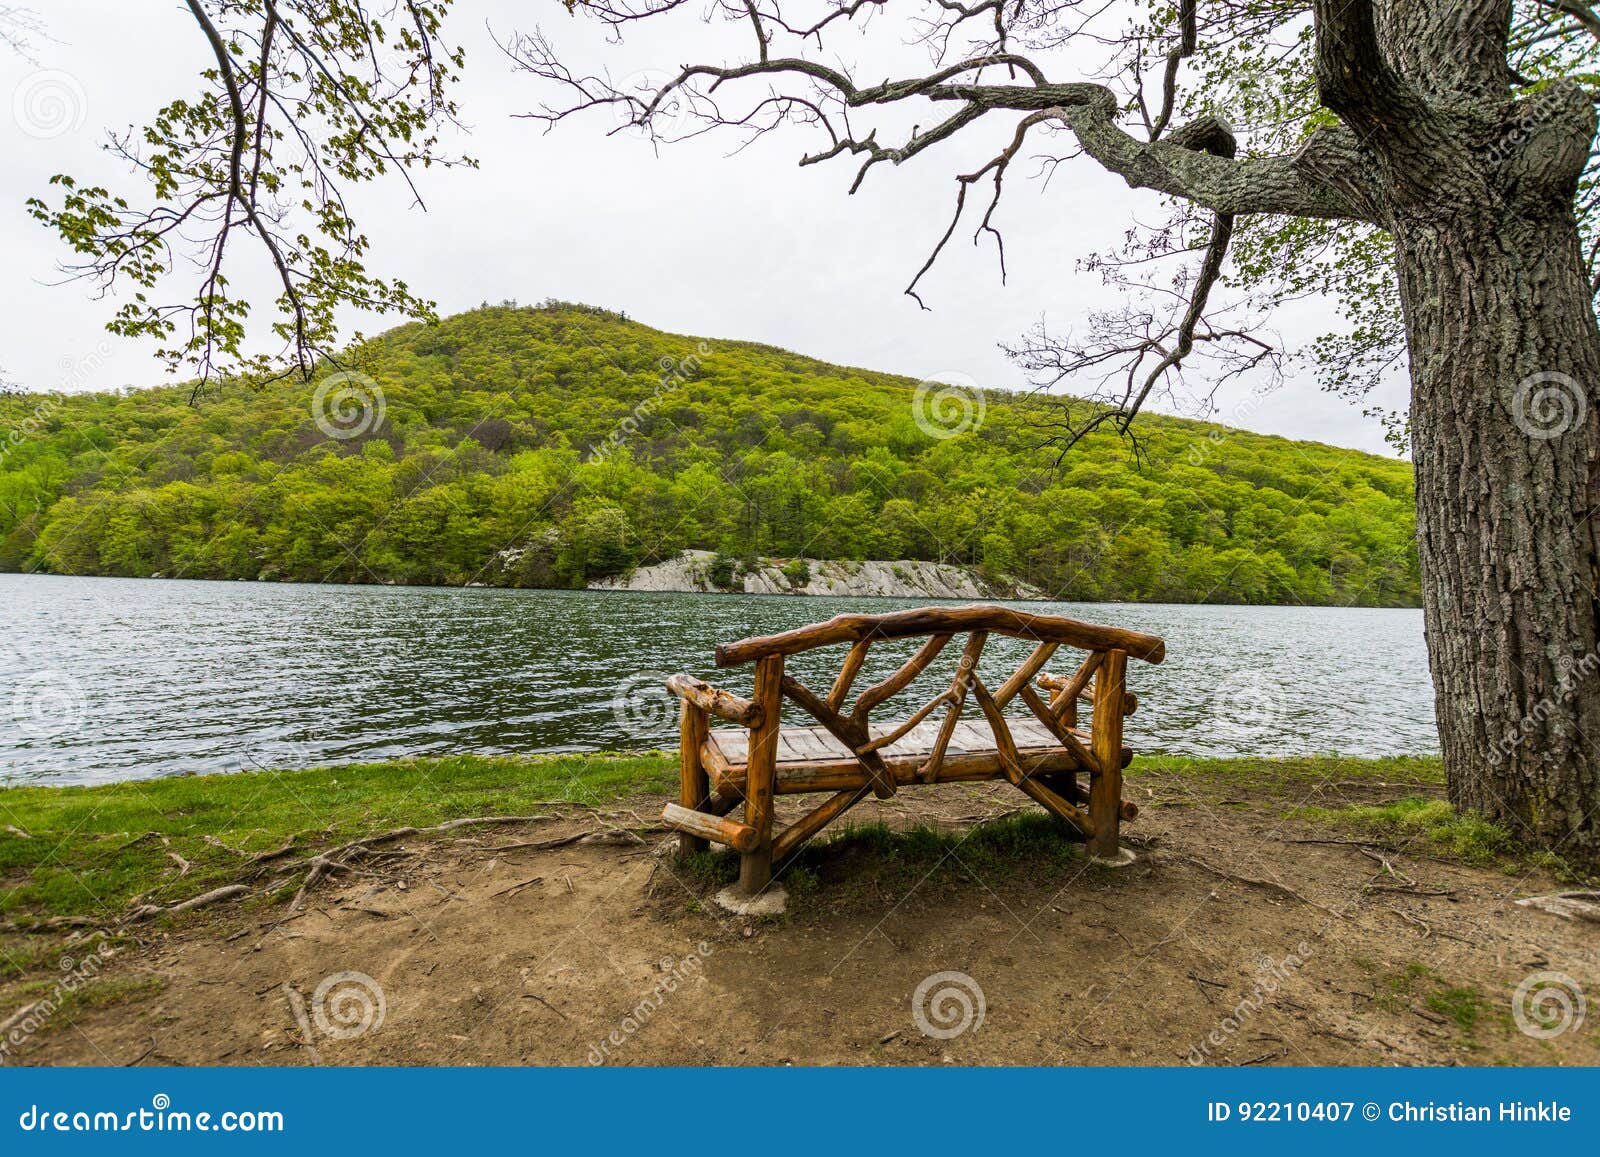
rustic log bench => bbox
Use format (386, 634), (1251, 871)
(660, 604), (1166, 897)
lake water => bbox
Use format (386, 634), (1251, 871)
(0, 574), (1439, 787)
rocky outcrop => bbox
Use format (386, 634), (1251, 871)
(588, 550), (1045, 600)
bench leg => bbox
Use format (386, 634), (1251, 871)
(1037, 771), (1086, 840)
(738, 655), (783, 894)
(1087, 649), (1127, 861)
(678, 701), (711, 857)
(738, 843), (772, 894)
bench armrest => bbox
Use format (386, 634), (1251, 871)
(1037, 672), (1138, 716)
(664, 674), (765, 728)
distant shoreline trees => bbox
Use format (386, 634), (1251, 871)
(0, 305), (1418, 607)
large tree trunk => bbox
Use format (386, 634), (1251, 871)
(1311, 0), (1600, 869)
(1397, 203), (1600, 869)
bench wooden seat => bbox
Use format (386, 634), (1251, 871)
(707, 718), (1101, 792)
(660, 603), (1165, 897)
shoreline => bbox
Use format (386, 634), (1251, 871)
(0, 568), (1428, 611)
(1, 746), (1447, 794)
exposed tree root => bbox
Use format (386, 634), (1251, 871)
(1516, 891), (1600, 922)
(126, 884), (253, 923)
(278, 815), (555, 911)
(248, 836), (299, 865)
(4, 815), (646, 942)
(1177, 853), (1347, 919)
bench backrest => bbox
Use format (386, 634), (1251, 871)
(714, 604), (1165, 667)
(710, 604), (1163, 793)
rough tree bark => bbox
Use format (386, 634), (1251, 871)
(1405, 206), (1600, 861)
(1319, 0), (1600, 865)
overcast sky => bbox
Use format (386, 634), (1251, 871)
(0, 2), (1409, 456)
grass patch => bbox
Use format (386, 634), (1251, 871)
(1426, 986), (1488, 1032)
(1295, 796), (1518, 865)
(1138, 755), (1444, 793)
(1372, 962), (1490, 1042)
(0, 752), (675, 922)
(1374, 962), (1431, 1014)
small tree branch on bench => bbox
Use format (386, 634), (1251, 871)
(665, 674), (764, 727)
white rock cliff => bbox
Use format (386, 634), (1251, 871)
(587, 550), (1044, 600)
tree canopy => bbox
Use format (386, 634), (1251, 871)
(27, 0), (470, 384)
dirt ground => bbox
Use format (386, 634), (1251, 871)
(11, 767), (1600, 1067)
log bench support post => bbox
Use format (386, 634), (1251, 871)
(1087, 648), (1128, 861)
(739, 654), (784, 895)
(677, 698), (712, 857)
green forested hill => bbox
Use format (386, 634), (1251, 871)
(0, 302), (1419, 605)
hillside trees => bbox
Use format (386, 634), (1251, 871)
(0, 305), (1418, 605)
